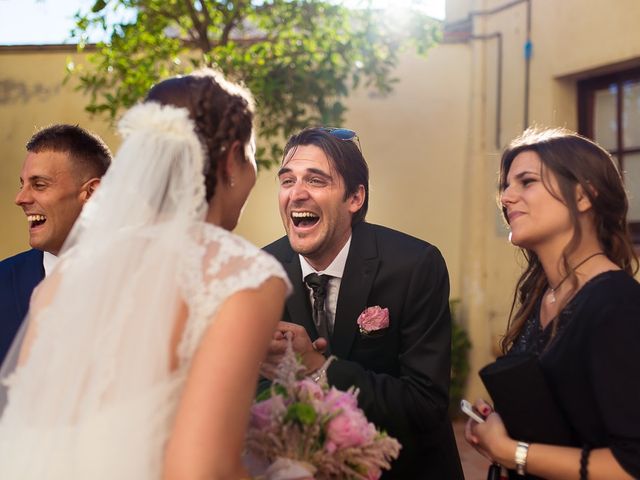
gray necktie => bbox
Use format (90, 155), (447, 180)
(304, 273), (332, 343)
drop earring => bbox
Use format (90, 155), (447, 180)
(229, 176), (235, 188)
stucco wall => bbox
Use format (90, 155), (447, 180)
(0, 47), (120, 258)
(0, 45), (469, 302)
(452, 0), (640, 400)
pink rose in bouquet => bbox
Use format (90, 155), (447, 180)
(356, 306), (389, 335)
(325, 408), (375, 453)
(324, 387), (358, 415)
(296, 379), (324, 403)
(250, 395), (286, 430)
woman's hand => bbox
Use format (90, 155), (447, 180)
(464, 399), (518, 468)
(463, 399), (492, 460)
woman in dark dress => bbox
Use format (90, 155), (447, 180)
(465, 127), (640, 479)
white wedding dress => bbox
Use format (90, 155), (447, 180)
(0, 103), (289, 479)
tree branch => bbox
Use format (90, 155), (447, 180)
(147, 3), (202, 49)
(183, 0), (211, 51)
(220, 1), (246, 46)
(178, 33), (270, 50)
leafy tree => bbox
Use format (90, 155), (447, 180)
(68, 1), (441, 166)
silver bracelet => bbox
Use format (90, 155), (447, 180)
(310, 355), (336, 384)
(514, 441), (530, 475)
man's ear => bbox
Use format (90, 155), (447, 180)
(347, 185), (366, 214)
(81, 178), (101, 202)
(575, 183), (593, 213)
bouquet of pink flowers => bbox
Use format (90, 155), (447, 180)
(245, 341), (401, 480)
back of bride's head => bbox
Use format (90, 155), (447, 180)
(145, 69), (255, 202)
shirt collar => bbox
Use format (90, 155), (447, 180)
(299, 235), (352, 280)
(43, 251), (58, 277)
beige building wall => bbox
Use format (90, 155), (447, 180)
(446, 0), (640, 400)
(0, 44), (469, 301)
(0, 46), (120, 257)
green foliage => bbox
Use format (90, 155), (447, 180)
(67, 0), (441, 167)
(284, 401), (317, 426)
(449, 299), (471, 418)
(256, 383), (287, 402)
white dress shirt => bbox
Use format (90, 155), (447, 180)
(43, 251), (58, 277)
(299, 236), (351, 333)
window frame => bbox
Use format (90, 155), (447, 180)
(578, 67), (640, 243)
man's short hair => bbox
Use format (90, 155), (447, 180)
(283, 127), (369, 225)
(26, 124), (112, 179)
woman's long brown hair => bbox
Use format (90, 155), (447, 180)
(499, 128), (638, 353)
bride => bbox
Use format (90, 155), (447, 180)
(0, 69), (290, 479)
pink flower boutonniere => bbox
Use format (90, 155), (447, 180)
(357, 306), (390, 335)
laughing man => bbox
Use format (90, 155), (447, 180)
(262, 127), (463, 479)
(0, 125), (111, 362)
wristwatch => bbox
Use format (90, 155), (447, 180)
(514, 441), (530, 475)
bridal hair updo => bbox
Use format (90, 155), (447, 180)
(499, 127), (638, 353)
(145, 69), (255, 202)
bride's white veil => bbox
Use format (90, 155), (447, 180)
(0, 101), (207, 477)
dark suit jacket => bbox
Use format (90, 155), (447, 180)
(0, 249), (44, 363)
(264, 222), (463, 479)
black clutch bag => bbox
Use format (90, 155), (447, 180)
(479, 352), (577, 447)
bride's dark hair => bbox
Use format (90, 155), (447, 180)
(145, 69), (255, 202)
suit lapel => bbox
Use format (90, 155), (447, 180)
(332, 224), (379, 358)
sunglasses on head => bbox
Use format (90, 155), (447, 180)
(321, 127), (362, 151)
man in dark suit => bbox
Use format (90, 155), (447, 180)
(262, 127), (463, 479)
(0, 124), (111, 363)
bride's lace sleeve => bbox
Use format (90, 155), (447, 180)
(177, 224), (291, 364)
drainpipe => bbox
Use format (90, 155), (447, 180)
(523, 0), (532, 128)
(469, 0), (532, 131)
